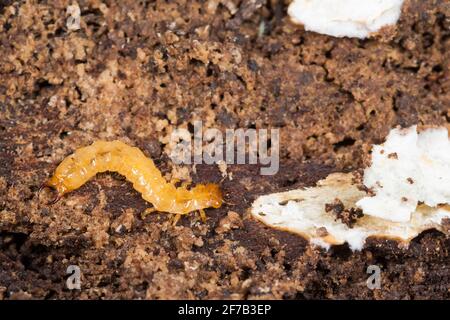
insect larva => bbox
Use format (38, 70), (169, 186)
(41, 140), (223, 219)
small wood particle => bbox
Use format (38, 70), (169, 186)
(387, 152), (398, 159)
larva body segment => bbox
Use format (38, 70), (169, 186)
(44, 140), (222, 215)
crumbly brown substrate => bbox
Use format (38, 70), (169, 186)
(0, 0), (449, 299)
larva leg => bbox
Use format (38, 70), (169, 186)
(199, 209), (206, 222)
(141, 207), (156, 219)
(181, 181), (191, 189)
(170, 179), (190, 190)
(171, 214), (181, 226)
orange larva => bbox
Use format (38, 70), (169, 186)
(41, 140), (222, 221)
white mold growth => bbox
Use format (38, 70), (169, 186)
(357, 126), (450, 222)
(251, 126), (450, 250)
(288, 0), (405, 39)
(251, 173), (450, 251)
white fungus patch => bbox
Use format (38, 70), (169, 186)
(251, 173), (450, 251)
(288, 0), (405, 39)
(357, 126), (450, 222)
(251, 126), (450, 250)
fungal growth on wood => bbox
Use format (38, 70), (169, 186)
(288, 0), (405, 39)
(251, 126), (450, 250)
(41, 140), (223, 222)
(357, 126), (450, 222)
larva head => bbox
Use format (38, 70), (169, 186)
(44, 175), (69, 200)
(190, 183), (223, 210)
